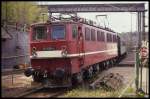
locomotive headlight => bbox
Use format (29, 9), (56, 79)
(61, 46), (67, 57)
(61, 50), (68, 57)
(32, 47), (37, 57)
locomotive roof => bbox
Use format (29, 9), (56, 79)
(31, 21), (116, 33)
(31, 21), (79, 26)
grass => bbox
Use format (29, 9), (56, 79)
(62, 85), (145, 98)
(125, 87), (135, 93)
(62, 86), (122, 97)
(121, 87), (146, 98)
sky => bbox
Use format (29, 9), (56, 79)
(38, 1), (149, 33)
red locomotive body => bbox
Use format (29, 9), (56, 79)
(25, 18), (119, 87)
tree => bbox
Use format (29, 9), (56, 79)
(1, 1), (48, 25)
(38, 6), (49, 23)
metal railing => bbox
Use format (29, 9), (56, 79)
(2, 54), (30, 59)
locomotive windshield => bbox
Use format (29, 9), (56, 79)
(51, 25), (65, 40)
(32, 26), (47, 40)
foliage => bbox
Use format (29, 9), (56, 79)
(1, 1), (48, 25)
(125, 87), (135, 93)
(62, 85), (144, 98)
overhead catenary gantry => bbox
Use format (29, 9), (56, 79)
(40, 3), (145, 12)
(40, 3), (147, 46)
(40, 3), (147, 47)
(39, 3), (147, 46)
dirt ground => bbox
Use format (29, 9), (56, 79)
(100, 66), (135, 84)
(2, 73), (41, 97)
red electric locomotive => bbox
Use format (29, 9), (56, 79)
(24, 15), (123, 87)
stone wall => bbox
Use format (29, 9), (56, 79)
(1, 26), (30, 69)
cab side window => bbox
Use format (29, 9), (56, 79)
(85, 27), (90, 41)
(91, 29), (96, 41)
(72, 25), (78, 39)
(107, 33), (112, 42)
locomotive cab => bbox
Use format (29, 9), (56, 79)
(30, 22), (68, 57)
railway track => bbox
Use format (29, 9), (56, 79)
(2, 69), (25, 76)
(15, 85), (70, 98)
(15, 85), (45, 97)
(26, 88), (68, 98)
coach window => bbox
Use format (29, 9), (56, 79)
(91, 29), (95, 41)
(33, 26), (47, 40)
(106, 33), (108, 42)
(115, 36), (117, 42)
(85, 27), (90, 41)
(107, 33), (110, 42)
(113, 35), (116, 42)
(97, 31), (100, 41)
(110, 34), (112, 42)
(72, 25), (78, 39)
(101, 32), (105, 41)
(113, 35), (114, 42)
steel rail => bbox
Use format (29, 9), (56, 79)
(15, 85), (45, 98)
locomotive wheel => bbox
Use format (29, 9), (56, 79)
(103, 62), (107, 70)
(106, 61), (110, 69)
(108, 60), (111, 68)
(71, 74), (77, 85)
(77, 72), (83, 83)
(71, 72), (83, 85)
(88, 67), (93, 78)
(32, 75), (41, 82)
(111, 60), (114, 67)
(82, 69), (90, 80)
(104, 62), (107, 70)
(112, 59), (115, 66)
(93, 64), (98, 74)
(98, 63), (102, 72)
(96, 64), (100, 73)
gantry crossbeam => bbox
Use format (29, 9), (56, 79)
(39, 3), (145, 13)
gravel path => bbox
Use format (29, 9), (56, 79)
(97, 66), (135, 85)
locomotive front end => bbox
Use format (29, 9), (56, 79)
(24, 22), (72, 87)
